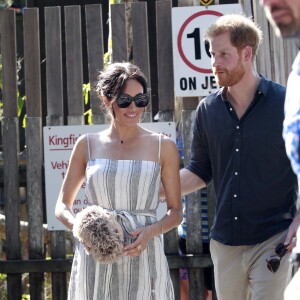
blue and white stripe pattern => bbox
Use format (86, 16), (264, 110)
(283, 51), (300, 179)
(177, 189), (210, 243)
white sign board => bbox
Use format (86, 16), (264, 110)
(172, 4), (242, 97)
(43, 123), (176, 230)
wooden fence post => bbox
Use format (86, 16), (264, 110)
(155, 1), (181, 299)
(85, 4), (106, 124)
(45, 6), (64, 126)
(23, 8), (45, 300)
(1, 9), (22, 300)
(156, 0), (174, 115)
(45, 6), (67, 299)
(111, 4), (128, 62)
(132, 2), (152, 122)
(65, 5), (85, 125)
(181, 110), (206, 300)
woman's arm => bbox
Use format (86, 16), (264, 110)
(157, 136), (183, 233)
(55, 135), (88, 231)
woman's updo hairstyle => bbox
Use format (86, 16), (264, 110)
(96, 62), (148, 104)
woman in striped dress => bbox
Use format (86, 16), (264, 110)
(55, 62), (182, 300)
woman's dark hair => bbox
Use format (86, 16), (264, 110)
(96, 62), (148, 102)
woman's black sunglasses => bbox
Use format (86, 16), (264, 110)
(266, 242), (289, 274)
(115, 93), (149, 108)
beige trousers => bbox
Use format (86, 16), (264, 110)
(210, 230), (292, 300)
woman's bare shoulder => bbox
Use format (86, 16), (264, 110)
(139, 127), (174, 142)
(73, 130), (108, 152)
(79, 130), (110, 143)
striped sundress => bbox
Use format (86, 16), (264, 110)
(68, 136), (174, 300)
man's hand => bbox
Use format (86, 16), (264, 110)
(285, 214), (300, 251)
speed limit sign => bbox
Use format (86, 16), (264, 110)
(172, 4), (242, 97)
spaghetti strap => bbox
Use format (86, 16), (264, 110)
(86, 134), (91, 160)
(158, 134), (162, 162)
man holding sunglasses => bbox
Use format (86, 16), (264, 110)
(261, 0), (300, 299)
(175, 14), (298, 300)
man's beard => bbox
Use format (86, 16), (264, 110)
(276, 20), (299, 38)
(213, 60), (245, 87)
(267, 6), (300, 38)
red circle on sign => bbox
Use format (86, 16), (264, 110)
(177, 10), (223, 74)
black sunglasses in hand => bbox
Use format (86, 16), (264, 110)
(266, 243), (290, 274)
(115, 93), (149, 108)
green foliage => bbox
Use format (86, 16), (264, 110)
(18, 93), (26, 128)
(84, 109), (92, 125)
(82, 83), (90, 106)
(0, 273), (7, 300)
(18, 93), (26, 116)
(109, 0), (124, 4)
(0, 273), (30, 299)
(83, 83), (92, 124)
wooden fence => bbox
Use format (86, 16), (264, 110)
(0, 0), (298, 299)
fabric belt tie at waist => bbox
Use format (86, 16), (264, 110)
(109, 209), (157, 240)
(109, 209), (158, 279)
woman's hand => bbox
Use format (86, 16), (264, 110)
(123, 226), (152, 257)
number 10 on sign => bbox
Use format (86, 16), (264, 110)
(172, 4), (242, 97)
